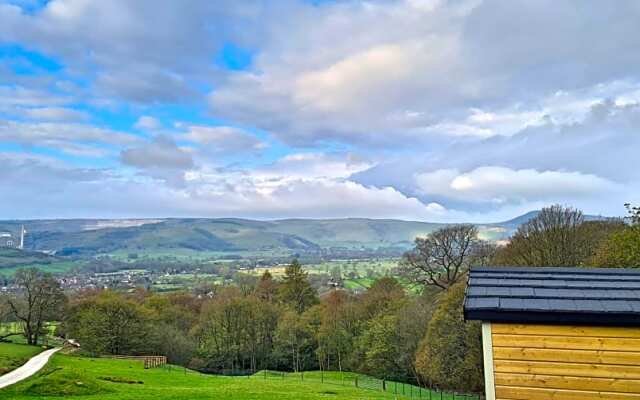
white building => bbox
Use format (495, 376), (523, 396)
(0, 232), (15, 248)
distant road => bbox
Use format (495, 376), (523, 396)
(0, 347), (60, 389)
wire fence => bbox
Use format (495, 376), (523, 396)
(253, 370), (482, 400)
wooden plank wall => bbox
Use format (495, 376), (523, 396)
(491, 323), (640, 400)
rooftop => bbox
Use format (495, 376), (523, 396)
(464, 266), (640, 326)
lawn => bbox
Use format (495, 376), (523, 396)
(0, 355), (477, 400)
(0, 342), (43, 374)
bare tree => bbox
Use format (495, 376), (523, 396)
(401, 224), (488, 290)
(496, 205), (585, 267)
(7, 268), (65, 345)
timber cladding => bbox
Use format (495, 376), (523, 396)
(491, 323), (640, 400)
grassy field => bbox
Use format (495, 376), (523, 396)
(0, 343), (43, 374)
(0, 355), (477, 400)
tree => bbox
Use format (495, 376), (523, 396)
(357, 276), (405, 319)
(494, 205), (626, 267)
(415, 282), (483, 392)
(255, 270), (279, 303)
(7, 268), (65, 345)
(316, 290), (355, 372)
(0, 296), (13, 342)
(274, 309), (318, 372)
(65, 290), (150, 355)
(279, 259), (318, 313)
(401, 225), (487, 290)
(625, 203), (640, 225)
(196, 287), (281, 372)
(590, 204), (640, 267)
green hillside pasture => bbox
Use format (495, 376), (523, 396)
(1, 322), (60, 346)
(0, 260), (80, 277)
(0, 343), (43, 374)
(255, 371), (477, 399)
(0, 355), (479, 400)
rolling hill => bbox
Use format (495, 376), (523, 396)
(0, 211), (608, 258)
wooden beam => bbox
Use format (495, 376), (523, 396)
(483, 322), (496, 400)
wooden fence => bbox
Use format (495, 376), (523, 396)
(105, 355), (167, 369)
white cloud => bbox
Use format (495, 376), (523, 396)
(0, 151), (451, 220)
(416, 167), (618, 204)
(134, 116), (161, 130)
(254, 152), (371, 180)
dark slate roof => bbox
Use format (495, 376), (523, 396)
(464, 266), (640, 326)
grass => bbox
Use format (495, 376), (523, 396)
(0, 355), (478, 399)
(0, 342), (43, 375)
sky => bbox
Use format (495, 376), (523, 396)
(0, 0), (639, 222)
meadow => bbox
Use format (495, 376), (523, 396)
(0, 342), (43, 374)
(0, 354), (475, 400)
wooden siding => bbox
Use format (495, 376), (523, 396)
(491, 323), (640, 400)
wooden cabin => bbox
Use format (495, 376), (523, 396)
(464, 266), (640, 400)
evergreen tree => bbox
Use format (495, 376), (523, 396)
(279, 259), (318, 314)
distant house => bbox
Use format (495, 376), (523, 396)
(0, 232), (15, 248)
(464, 266), (640, 400)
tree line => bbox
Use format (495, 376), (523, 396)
(1, 203), (638, 394)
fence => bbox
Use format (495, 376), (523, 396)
(253, 370), (482, 400)
(105, 355), (167, 369)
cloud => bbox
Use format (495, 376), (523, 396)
(134, 116), (161, 131)
(2, 0), (640, 221)
(120, 135), (193, 170)
(0, 151), (450, 220)
(208, 0), (640, 146)
(0, 119), (140, 156)
(19, 107), (89, 121)
(354, 98), (640, 217)
(183, 125), (266, 154)
(254, 152), (371, 180)
(0, 0), (257, 103)
(416, 167), (618, 204)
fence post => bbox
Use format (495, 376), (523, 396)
(355, 376), (358, 388)
(321, 370), (324, 384)
(394, 381), (397, 394)
(264, 370), (267, 380)
(382, 379), (386, 392)
(301, 371), (304, 381)
(403, 383), (405, 395)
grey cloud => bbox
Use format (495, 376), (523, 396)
(183, 125), (266, 155)
(353, 100), (640, 216)
(209, 0), (640, 147)
(0, 119), (140, 155)
(120, 135), (194, 170)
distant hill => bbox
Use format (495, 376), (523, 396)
(0, 247), (60, 268)
(0, 211), (611, 257)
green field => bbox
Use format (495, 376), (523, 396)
(0, 355), (476, 400)
(0, 343), (43, 374)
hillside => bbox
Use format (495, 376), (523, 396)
(0, 354), (468, 400)
(0, 218), (447, 256)
(0, 211), (609, 258)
